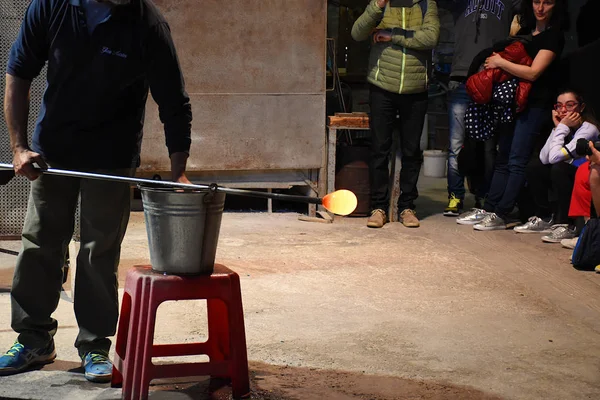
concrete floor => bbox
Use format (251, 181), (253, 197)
(0, 175), (599, 399)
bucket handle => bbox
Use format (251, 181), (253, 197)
(203, 183), (218, 204)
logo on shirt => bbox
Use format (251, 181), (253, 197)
(465, 0), (506, 21)
(101, 47), (128, 59)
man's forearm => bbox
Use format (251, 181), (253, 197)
(5, 74), (32, 153)
(170, 151), (189, 181)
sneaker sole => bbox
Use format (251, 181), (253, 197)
(514, 229), (552, 234)
(84, 371), (113, 383)
(367, 223), (384, 228)
(473, 225), (506, 231)
(542, 237), (566, 243)
(443, 211), (460, 217)
(456, 219), (483, 225)
(0, 351), (57, 376)
(402, 223), (420, 228)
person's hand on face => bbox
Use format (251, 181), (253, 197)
(554, 93), (584, 129)
(560, 111), (583, 130)
(551, 110), (561, 127)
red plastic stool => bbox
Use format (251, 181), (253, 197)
(111, 264), (250, 400)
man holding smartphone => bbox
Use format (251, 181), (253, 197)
(352, 0), (440, 229)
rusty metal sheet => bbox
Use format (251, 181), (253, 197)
(141, 0), (326, 173)
(154, 0), (326, 94)
(140, 94), (325, 172)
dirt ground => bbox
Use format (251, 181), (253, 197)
(0, 176), (599, 400)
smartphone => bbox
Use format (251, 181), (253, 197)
(390, 0), (414, 7)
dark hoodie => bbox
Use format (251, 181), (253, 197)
(450, 0), (521, 79)
(7, 0), (192, 169)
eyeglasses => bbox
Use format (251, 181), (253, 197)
(554, 101), (580, 111)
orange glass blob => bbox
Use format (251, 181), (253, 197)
(321, 189), (358, 216)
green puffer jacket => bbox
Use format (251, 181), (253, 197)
(351, 0), (440, 95)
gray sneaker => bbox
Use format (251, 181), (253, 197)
(542, 225), (576, 243)
(513, 216), (553, 234)
(473, 213), (507, 231)
(456, 208), (489, 225)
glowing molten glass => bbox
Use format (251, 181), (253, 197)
(321, 189), (358, 216)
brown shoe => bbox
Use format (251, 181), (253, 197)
(367, 209), (387, 228)
(400, 209), (420, 228)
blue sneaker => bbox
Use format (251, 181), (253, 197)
(0, 340), (56, 375)
(81, 351), (113, 383)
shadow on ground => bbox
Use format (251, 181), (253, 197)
(143, 361), (504, 400)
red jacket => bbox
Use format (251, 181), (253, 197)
(466, 41), (533, 113)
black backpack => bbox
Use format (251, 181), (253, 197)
(572, 219), (600, 271)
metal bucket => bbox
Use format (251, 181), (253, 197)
(139, 186), (226, 275)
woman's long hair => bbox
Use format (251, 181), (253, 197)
(518, 0), (570, 32)
(558, 89), (600, 130)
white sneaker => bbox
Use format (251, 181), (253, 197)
(560, 237), (578, 249)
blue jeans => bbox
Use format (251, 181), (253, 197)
(447, 83), (470, 200)
(484, 107), (548, 219)
(447, 83), (497, 200)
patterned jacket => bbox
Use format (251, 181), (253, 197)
(466, 41), (532, 113)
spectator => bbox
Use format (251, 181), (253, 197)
(444, 0), (521, 217)
(461, 0), (569, 231)
(513, 90), (599, 242)
(351, 0), (440, 228)
(588, 143), (600, 220)
(561, 160), (594, 249)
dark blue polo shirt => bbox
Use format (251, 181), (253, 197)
(7, 0), (192, 169)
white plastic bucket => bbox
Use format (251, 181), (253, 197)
(423, 150), (447, 178)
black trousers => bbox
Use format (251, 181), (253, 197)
(525, 158), (577, 224)
(369, 84), (428, 211)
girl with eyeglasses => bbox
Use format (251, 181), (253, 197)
(513, 90), (600, 243)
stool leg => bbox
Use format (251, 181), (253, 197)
(207, 298), (230, 365)
(130, 278), (153, 400)
(122, 277), (146, 400)
(111, 292), (132, 388)
(137, 289), (161, 400)
(228, 276), (250, 399)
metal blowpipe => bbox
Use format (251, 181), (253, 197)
(0, 163), (358, 215)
